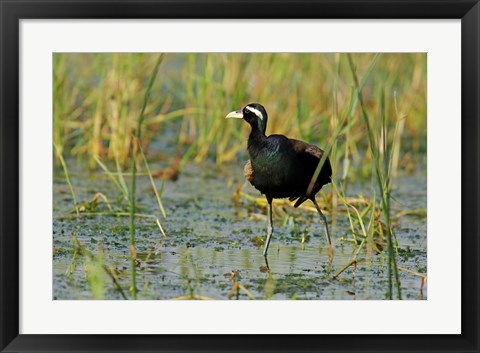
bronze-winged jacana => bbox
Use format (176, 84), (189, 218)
(226, 103), (332, 257)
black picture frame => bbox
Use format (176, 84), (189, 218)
(1, 1), (479, 352)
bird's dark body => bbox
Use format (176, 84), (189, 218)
(247, 133), (332, 206)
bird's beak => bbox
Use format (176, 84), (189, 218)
(225, 110), (243, 119)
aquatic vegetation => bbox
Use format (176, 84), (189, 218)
(52, 53), (427, 300)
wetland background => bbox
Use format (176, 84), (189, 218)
(53, 53), (427, 300)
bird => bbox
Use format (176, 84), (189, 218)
(226, 103), (332, 257)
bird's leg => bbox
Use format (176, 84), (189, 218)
(312, 198), (331, 245)
(263, 196), (274, 257)
(263, 256), (270, 271)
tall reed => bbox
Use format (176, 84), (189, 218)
(347, 54), (402, 299)
(128, 54), (164, 299)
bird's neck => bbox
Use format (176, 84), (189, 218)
(248, 124), (267, 142)
(247, 127), (268, 157)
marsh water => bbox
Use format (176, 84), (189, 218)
(53, 158), (427, 300)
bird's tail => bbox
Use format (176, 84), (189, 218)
(291, 196), (308, 208)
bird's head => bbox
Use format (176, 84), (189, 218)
(225, 103), (268, 135)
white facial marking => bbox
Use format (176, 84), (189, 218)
(245, 106), (263, 120)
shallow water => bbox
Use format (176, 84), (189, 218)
(53, 160), (427, 300)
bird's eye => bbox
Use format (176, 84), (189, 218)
(245, 106), (263, 120)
